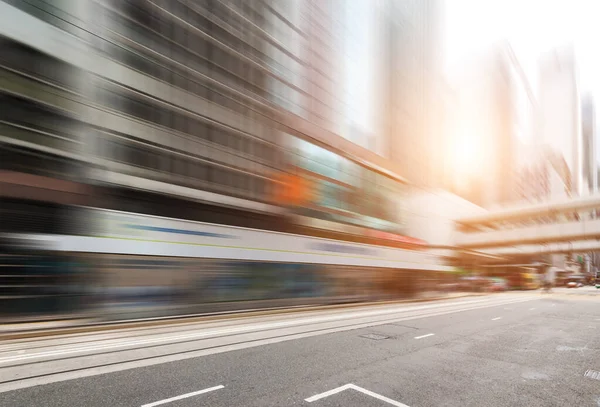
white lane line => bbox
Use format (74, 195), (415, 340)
(306, 384), (409, 406)
(491, 317), (502, 321)
(305, 384), (352, 402)
(529, 308), (536, 311)
(141, 385), (224, 407)
(414, 333), (434, 339)
(348, 384), (410, 407)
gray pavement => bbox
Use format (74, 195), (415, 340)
(0, 293), (599, 406)
(552, 285), (600, 296)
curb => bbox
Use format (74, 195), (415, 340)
(0, 293), (486, 341)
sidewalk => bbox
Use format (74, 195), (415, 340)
(0, 291), (488, 340)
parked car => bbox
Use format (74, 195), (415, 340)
(567, 281), (578, 288)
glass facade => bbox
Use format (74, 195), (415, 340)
(285, 134), (405, 233)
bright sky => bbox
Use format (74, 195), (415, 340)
(444, 0), (600, 94)
(444, 0), (600, 169)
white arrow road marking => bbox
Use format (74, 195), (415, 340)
(305, 383), (409, 406)
(141, 385), (224, 407)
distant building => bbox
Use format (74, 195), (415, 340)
(447, 42), (535, 208)
(581, 93), (597, 193)
(386, 0), (446, 187)
(516, 146), (571, 203)
(537, 45), (582, 195)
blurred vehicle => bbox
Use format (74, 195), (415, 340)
(565, 275), (585, 288)
(458, 276), (489, 292)
(522, 273), (540, 290)
(440, 282), (461, 292)
(488, 278), (507, 292)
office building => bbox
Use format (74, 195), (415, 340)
(445, 42), (536, 208)
(0, 0), (445, 241)
(386, 0), (445, 187)
(581, 93), (597, 193)
(537, 44), (582, 196)
(516, 145), (571, 203)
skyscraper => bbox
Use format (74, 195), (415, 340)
(386, 0), (445, 187)
(537, 44), (582, 196)
(0, 0), (438, 240)
(446, 42), (535, 208)
(581, 93), (597, 193)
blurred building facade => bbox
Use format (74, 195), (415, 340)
(537, 44), (582, 196)
(444, 42), (535, 209)
(385, 0), (446, 187)
(0, 0), (468, 323)
(516, 146), (571, 203)
(581, 93), (597, 193)
(0, 0), (455, 243)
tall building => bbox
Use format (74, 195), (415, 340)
(0, 0), (441, 240)
(386, 0), (445, 187)
(537, 44), (582, 195)
(581, 93), (597, 193)
(516, 146), (571, 203)
(446, 42), (536, 208)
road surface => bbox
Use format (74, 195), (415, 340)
(0, 292), (599, 406)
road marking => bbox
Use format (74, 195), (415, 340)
(141, 385), (224, 407)
(414, 333), (434, 339)
(529, 308), (536, 311)
(492, 317), (502, 321)
(306, 383), (352, 401)
(584, 369), (600, 380)
(306, 383), (409, 406)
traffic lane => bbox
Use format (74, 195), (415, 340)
(0, 296), (535, 384)
(0, 297), (547, 407)
(294, 298), (600, 407)
(0, 295), (564, 407)
(0, 295), (512, 354)
(383, 295), (558, 338)
(150, 296), (599, 407)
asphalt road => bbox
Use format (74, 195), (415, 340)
(1, 292), (599, 406)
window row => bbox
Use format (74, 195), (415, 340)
(0, 39), (82, 93)
(0, 94), (80, 141)
(101, 138), (271, 201)
(284, 135), (405, 229)
(104, 3), (270, 95)
(96, 1), (310, 118)
(95, 85), (279, 165)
